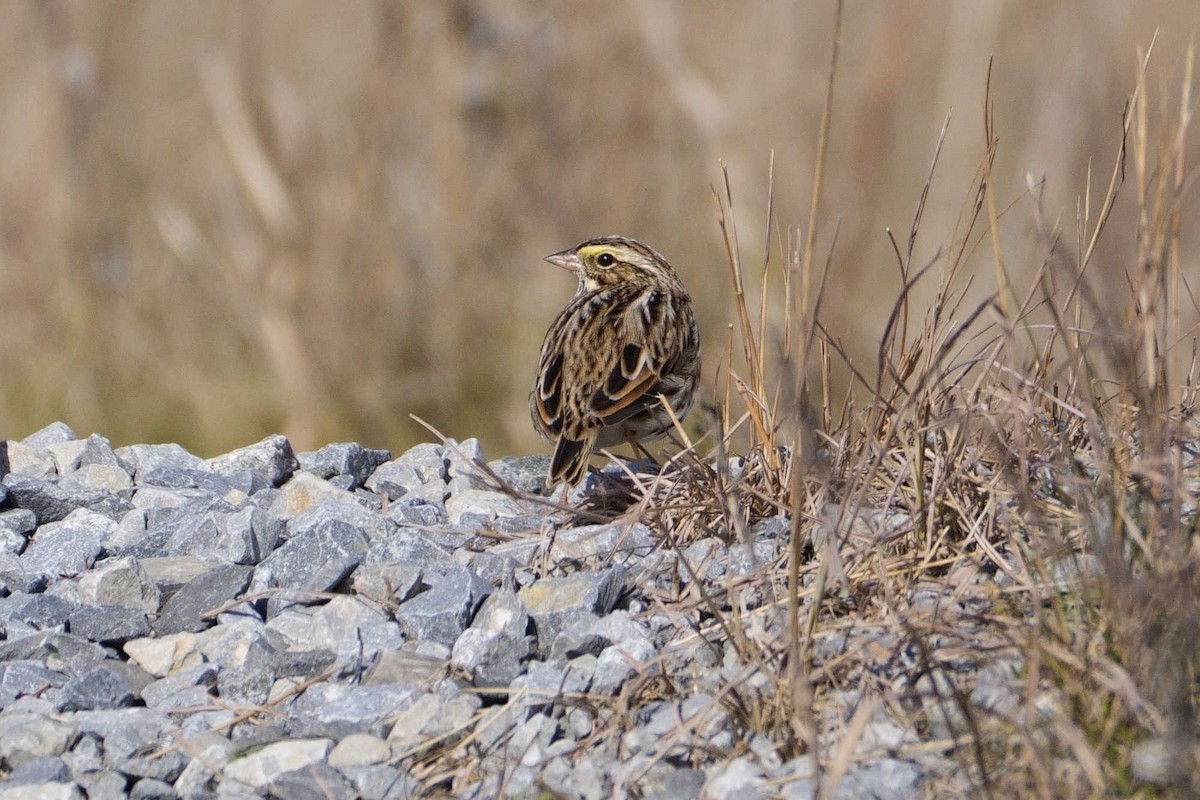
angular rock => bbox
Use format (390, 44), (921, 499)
(4, 442), (55, 479)
(0, 782), (85, 800)
(549, 522), (655, 563)
(58, 465), (132, 494)
(270, 762), (358, 800)
(364, 443), (445, 500)
(486, 455), (553, 496)
(450, 589), (531, 689)
(394, 564), (490, 648)
(269, 472), (360, 521)
(154, 564), (253, 635)
(1, 592), (78, 631)
(252, 519), (369, 617)
(290, 683), (420, 737)
(0, 509), (38, 550)
(3, 476), (132, 525)
(203, 434), (298, 491)
(445, 437), (489, 494)
(4, 754), (70, 785)
(222, 738), (332, 788)
(123, 632), (204, 678)
(77, 557), (161, 613)
(350, 562), (423, 605)
(327, 732), (391, 767)
(519, 567), (628, 654)
(362, 648), (444, 687)
(287, 499), (389, 543)
(385, 690), (482, 751)
(297, 443), (391, 488)
(20, 422), (77, 452)
(337, 764), (418, 800)
(0, 661), (67, 699)
(140, 664), (217, 713)
(0, 711), (76, 768)
(113, 443), (203, 483)
(445, 489), (528, 527)
(18, 509), (112, 579)
(57, 665), (136, 711)
(68, 605), (151, 644)
(364, 529), (454, 569)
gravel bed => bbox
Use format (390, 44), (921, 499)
(0, 423), (1013, 798)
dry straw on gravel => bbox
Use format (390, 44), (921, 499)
(529, 39), (1200, 799)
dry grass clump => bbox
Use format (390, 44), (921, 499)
(595, 40), (1198, 798)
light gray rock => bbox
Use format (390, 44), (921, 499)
(290, 682), (421, 738)
(114, 443), (203, 483)
(445, 488), (528, 527)
(169, 730), (234, 797)
(57, 465), (132, 494)
(57, 665), (136, 711)
(19, 509), (112, 579)
(384, 497), (447, 528)
(287, 498), (390, 543)
(0, 711), (76, 768)
(3, 475), (132, 525)
(327, 732), (391, 767)
(518, 567), (628, 654)
(270, 762), (358, 800)
(1, 592), (78, 631)
(252, 518), (369, 617)
(223, 738), (332, 788)
(486, 455), (553, 495)
(75, 771), (126, 800)
(394, 564), (490, 648)
(203, 434), (298, 491)
(450, 588), (531, 689)
(445, 437), (489, 495)
(832, 758), (922, 800)
(0, 509), (36, 555)
(0, 660), (67, 699)
(0, 782), (85, 800)
(297, 443), (391, 488)
(129, 777), (175, 800)
(77, 557), (161, 612)
(510, 658), (594, 717)
(269, 471), (361, 521)
(4, 442), (56, 478)
(363, 648), (444, 687)
(385, 690), (482, 752)
(336, 764), (418, 800)
(154, 564), (253, 635)
(364, 443), (445, 500)
(20, 422), (78, 452)
(68, 605), (151, 644)
(549, 522), (655, 563)
(350, 562), (423, 605)
(705, 757), (767, 800)
(304, 595), (404, 661)
(4, 754), (70, 785)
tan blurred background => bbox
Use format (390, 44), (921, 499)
(0, 1), (1196, 457)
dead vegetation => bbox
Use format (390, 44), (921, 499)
(586, 35), (1200, 799)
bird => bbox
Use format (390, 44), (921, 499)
(530, 236), (701, 488)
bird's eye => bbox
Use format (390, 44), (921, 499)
(597, 253), (615, 267)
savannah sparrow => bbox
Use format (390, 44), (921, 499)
(530, 236), (701, 487)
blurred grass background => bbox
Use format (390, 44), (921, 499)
(0, 1), (1196, 457)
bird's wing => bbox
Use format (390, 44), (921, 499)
(584, 286), (677, 426)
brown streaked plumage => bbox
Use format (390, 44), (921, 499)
(530, 236), (701, 487)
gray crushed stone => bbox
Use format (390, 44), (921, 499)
(0, 424), (992, 797)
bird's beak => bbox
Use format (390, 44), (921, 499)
(544, 249), (582, 272)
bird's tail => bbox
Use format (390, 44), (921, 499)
(549, 434), (593, 488)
